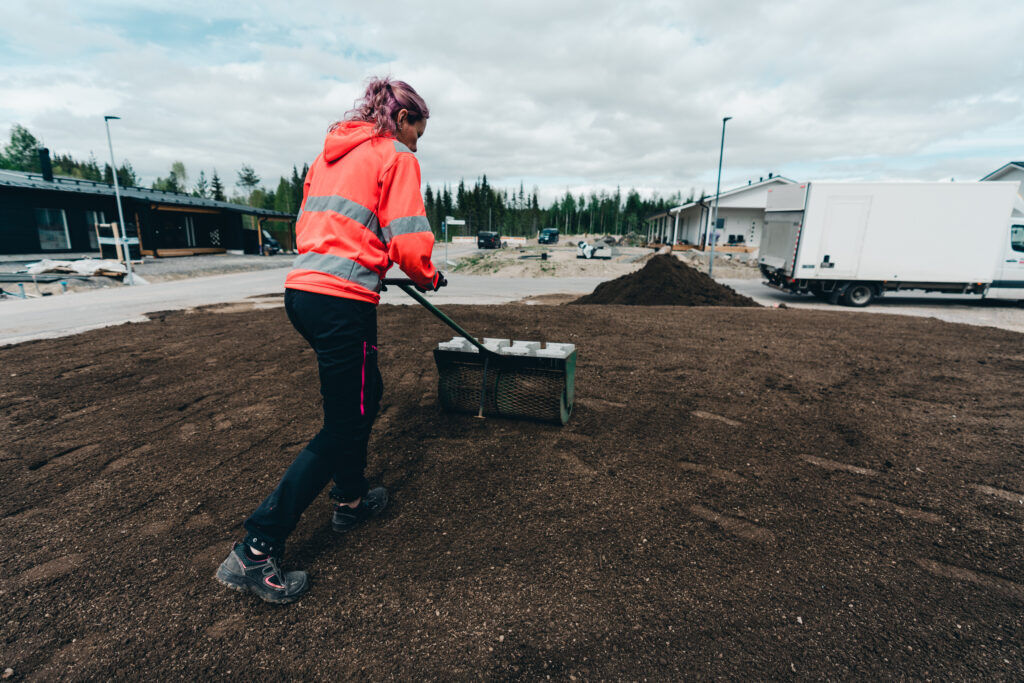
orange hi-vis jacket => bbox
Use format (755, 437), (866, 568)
(285, 121), (438, 304)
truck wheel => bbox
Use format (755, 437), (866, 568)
(842, 283), (874, 307)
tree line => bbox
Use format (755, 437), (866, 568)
(425, 177), (694, 238)
(2, 123), (696, 237)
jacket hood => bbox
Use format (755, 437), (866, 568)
(323, 121), (379, 163)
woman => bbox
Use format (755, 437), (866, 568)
(217, 77), (445, 604)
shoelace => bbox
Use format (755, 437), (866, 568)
(246, 551), (284, 582)
(263, 555), (286, 586)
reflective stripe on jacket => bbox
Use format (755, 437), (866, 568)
(285, 120), (438, 304)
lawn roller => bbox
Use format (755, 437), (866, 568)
(382, 278), (576, 425)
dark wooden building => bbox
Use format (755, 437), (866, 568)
(0, 167), (294, 257)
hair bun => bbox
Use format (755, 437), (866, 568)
(338, 76), (429, 138)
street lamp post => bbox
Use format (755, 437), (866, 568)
(103, 115), (134, 286)
(708, 116), (732, 278)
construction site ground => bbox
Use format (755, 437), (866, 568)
(2, 295), (1022, 679)
(451, 241), (760, 280)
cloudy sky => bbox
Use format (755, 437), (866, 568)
(1, 0), (1022, 204)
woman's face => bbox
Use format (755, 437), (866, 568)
(396, 109), (427, 152)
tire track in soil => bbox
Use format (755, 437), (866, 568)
(15, 553), (87, 587)
(26, 443), (101, 471)
(691, 410), (743, 427)
(688, 504), (775, 543)
(914, 558), (1024, 603)
(677, 461), (747, 484)
(560, 453), (597, 477)
(575, 397), (627, 410)
(848, 495), (945, 524)
(972, 484), (1024, 505)
(31, 419), (302, 542)
(800, 454), (879, 477)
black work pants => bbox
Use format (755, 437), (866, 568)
(243, 288), (383, 555)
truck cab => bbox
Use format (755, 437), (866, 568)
(985, 195), (1024, 300)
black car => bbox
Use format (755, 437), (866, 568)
(539, 228), (559, 244)
(477, 231), (502, 249)
(261, 229), (283, 255)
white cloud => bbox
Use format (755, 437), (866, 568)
(0, 0), (1021, 202)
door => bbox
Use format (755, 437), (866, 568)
(986, 222), (1024, 299)
(817, 196), (870, 278)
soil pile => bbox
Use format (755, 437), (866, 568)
(2, 303), (1022, 679)
(570, 253), (759, 306)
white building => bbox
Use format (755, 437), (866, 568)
(981, 162), (1024, 193)
(646, 175), (796, 253)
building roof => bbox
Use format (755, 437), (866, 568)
(980, 162), (1024, 181)
(0, 168), (294, 218)
(667, 176), (796, 214)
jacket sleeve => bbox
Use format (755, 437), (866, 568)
(378, 153), (438, 289)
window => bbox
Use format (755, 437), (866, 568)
(85, 210), (106, 250)
(35, 208), (71, 250)
(1012, 225), (1024, 253)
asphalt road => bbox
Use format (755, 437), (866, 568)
(0, 268), (609, 346)
(3, 260), (1023, 346)
(721, 278), (1024, 334)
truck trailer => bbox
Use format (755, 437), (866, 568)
(759, 182), (1024, 306)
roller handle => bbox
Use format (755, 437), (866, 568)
(381, 278), (494, 356)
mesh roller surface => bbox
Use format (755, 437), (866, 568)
(437, 363), (567, 423)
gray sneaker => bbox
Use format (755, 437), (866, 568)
(332, 486), (389, 532)
(215, 543), (309, 604)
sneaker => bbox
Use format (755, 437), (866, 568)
(332, 486), (389, 532)
(215, 543), (310, 604)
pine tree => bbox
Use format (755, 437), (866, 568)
(261, 189), (276, 210)
(442, 185), (453, 221)
(118, 161), (138, 187)
(211, 170), (226, 201)
(234, 164), (260, 206)
(82, 153), (102, 181)
(290, 165), (305, 211)
(236, 164), (260, 190)
(424, 184), (437, 235)
(194, 170), (210, 198)
(274, 177), (294, 214)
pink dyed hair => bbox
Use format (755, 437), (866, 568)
(336, 76), (430, 137)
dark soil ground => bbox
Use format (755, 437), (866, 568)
(571, 254), (758, 306)
(2, 300), (1023, 680)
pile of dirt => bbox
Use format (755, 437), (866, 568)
(2, 303), (1023, 679)
(570, 253), (759, 306)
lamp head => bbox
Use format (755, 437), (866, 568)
(104, 115), (121, 121)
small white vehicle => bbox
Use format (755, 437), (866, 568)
(759, 182), (1024, 306)
(576, 240), (611, 260)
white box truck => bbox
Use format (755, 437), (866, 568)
(759, 182), (1024, 306)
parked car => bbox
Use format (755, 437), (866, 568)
(477, 231), (502, 249)
(539, 228), (559, 244)
(261, 229), (283, 255)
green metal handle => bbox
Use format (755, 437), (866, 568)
(382, 278), (494, 356)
